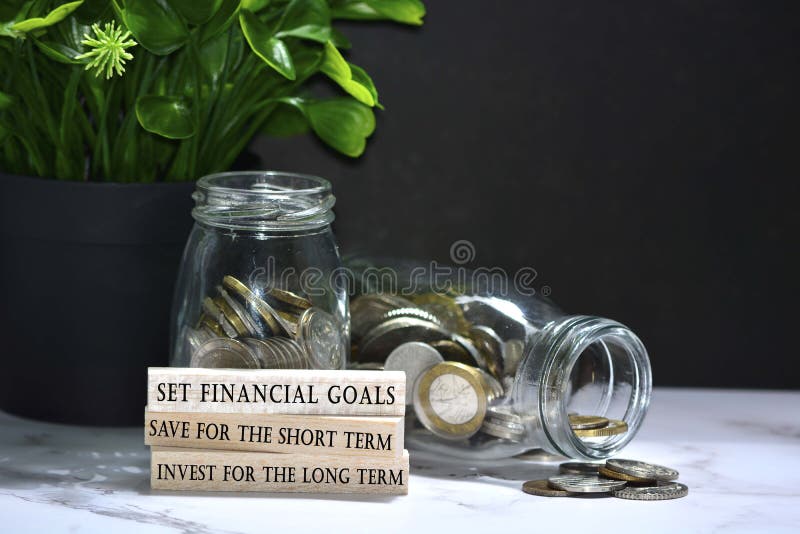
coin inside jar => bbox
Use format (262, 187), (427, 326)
(468, 326), (505, 380)
(358, 316), (451, 362)
(568, 414), (610, 430)
(413, 362), (490, 440)
(573, 419), (628, 438)
(222, 275), (285, 336)
(384, 342), (444, 404)
(350, 294), (417, 342)
(190, 338), (260, 369)
(429, 337), (482, 368)
(297, 307), (346, 369)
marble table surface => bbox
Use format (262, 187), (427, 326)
(1, 388), (798, 533)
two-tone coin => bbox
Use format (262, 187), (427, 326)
(297, 307), (346, 369)
(359, 316), (451, 362)
(480, 406), (525, 441)
(569, 414), (610, 430)
(573, 419), (628, 438)
(468, 325), (505, 379)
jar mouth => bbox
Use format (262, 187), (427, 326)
(193, 171), (335, 231)
(520, 315), (652, 460)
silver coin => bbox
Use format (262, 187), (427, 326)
(218, 285), (265, 338)
(359, 317), (451, 362)
(185, 326), (216, 354)
(613, 482), (688, 501)
(272, 337), (310, 369)
(480, 406), (525, 441)
(547, 475), (627, 493)
(381, 307), (443, 327)
(245, 337), (309, 369)
(347, 362), (385, 370)
(606, 459), (679, 482)
(559, 462), (603, 475)
(385, 342), (444, 404)
(449, 333), (486, 367)
(350, 294), (416, 341)
(297, 307), (345, 369)
(190, 338), (260, 369)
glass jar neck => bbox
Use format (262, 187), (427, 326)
(516, 315), (652, 459)
(191, 171), (335, 232)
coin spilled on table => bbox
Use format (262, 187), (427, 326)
(523, 459), (688, 501)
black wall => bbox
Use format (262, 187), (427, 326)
(255, 1), (799, 389)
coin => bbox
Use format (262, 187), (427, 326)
(599, 466), (655, 483)
(502, 339), (525, 376)
(197, 313), (225, 337)
(381, 307), (443, 326)
(190, 338), (260, 369)
(468, 326), (505, 379)
(522, 479), (574, 497)
(429, 337), (482, 368)
(244, 337), (309, 369)
(413, 362), (490, 440)
(407, 292), (470, 334)
(573, 419), (628, 438)
(606, 459), (679, 482)
(185, 326), (216, 354)
(547, 475), (627, 493)
(559, 462), (603, 475)
(384, 342), (444, 404)
(213, 296), (249, 336)
(265, 287), (312, 313)
(347, 362), (385, 370)
(612, 482), (688, 501)
(222, 275), (285, 336)
(480, 406), (525, 441)
(569, 414), (610, 430)
(350, 294), (417, 341)
(359, 317), (451, 362)
(218, 285), (265, 337)
(202, 297), (239, 337)
(297, 307), (346, 369)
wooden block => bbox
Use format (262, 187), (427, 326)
(147, 367), (405, 416)
(151, 446), (409, 495)
(145, 409), (404, 457)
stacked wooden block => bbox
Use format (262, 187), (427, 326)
(145, 367), (408, 494)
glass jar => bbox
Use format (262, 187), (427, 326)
(347, 259), (651, 461)
(170, 172), (348, 371)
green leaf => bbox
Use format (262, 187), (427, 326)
(169, 0), (223, 25)
(262, 104), (309, 137)
(319, 41), (376, 106)
(239, 10), (295, 80)
(135, 95), (196, 139)
(331, 0), (425, 25)
(33, 39), (82, 63)
(304, 98), (375, 157)
(241, 0), (269, 11)
(330, 27), (351, 49)
(119, 0), (189, 55)
(11, 1), (84, 33)
(275, 0), (330, 43)
(198, 0), (239, 42)
(199, 31), (228, 83)
(0, 90), (12, 110)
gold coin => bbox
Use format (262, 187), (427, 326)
(428, 339), (480, 367)
(197, 313), (225, 337)
(522, 479), (574, 497)
(569, 414), (610, 430)
(222, 275), (285, 336)
(599, 466), (655, 483)
(213, 296), (249, 336)
(573, 419), (628, 438)
(408, 292), (471, 334)
(266, 287), (312, 312)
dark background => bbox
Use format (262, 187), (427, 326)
(254, 1), (799, 389)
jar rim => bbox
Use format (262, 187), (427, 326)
(197, 171), (331, 197)
(192, 171), (335, 231)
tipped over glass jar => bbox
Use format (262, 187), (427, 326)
(347, 259), (652, 461)
(170, 172), (348, 371)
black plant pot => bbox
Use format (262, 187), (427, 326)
(0, 173), (195, 425)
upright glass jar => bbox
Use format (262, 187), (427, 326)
(347, 259), (651, 461)
(171, 172), (348, 371)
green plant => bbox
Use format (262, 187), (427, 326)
(0, 0), (425, 182)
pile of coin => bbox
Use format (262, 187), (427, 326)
(523, 459), (688, 501)
(183, 275), (345, 370)
(568, 414), (628, 438)
(350, 293), (532, 442)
